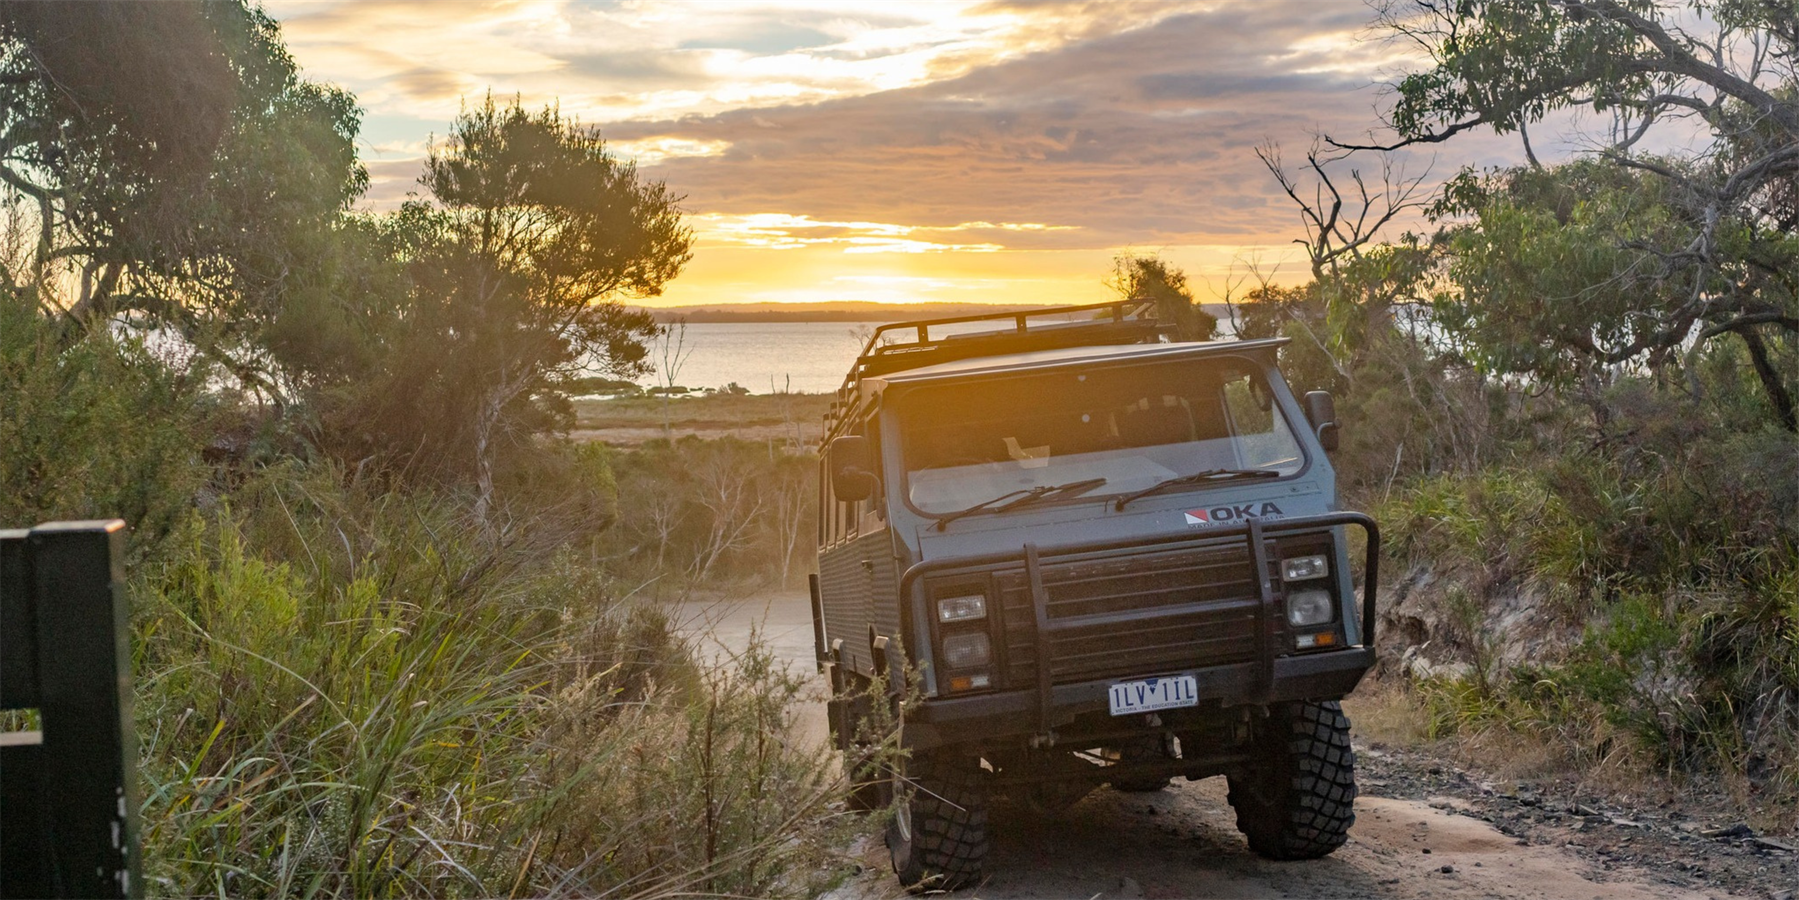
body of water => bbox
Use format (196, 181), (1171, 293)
(644, 322), (869, 394)
(634, 307), (1247, 395)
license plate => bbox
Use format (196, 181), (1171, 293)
(1107, 674), (1198, 716)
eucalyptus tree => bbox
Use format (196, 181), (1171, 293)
(0, 1), (367, 402)
(399, 96), (691, 527)
(1344, 0), (1798, 429)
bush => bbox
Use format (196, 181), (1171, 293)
(602, 437), (816, 591)
(1380, 384), (1799, 806)
(0, 296), (209, 557)
(131, 463), (846, 897)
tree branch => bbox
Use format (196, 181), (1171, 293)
(1569, 0), (1799, 136)
(1326, 116), (1492, 153)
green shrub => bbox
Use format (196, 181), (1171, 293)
(0, 296), (208, 556)
(1379, 388), (1799, 802)
(132, 464), (844, 898)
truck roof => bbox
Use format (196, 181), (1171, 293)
(820, 296), (1289, 442)
(864, 338), (1288, 389)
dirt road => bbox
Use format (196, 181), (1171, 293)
(676, 591), (1771, 900)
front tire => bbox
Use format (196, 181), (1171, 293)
(888, 750), (988, 892)
(1226, 700), (1356, 860)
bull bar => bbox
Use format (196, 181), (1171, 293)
(890, 512), (1380, 746)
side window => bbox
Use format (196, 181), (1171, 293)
(831, 476), (843, 543)
(867, 418), (886, 521)
(817, 457), (830, 546)
(843, 419), (869, 538)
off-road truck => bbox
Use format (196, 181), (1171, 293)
(807, 301), (1380, 892)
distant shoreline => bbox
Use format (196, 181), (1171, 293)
(634, 300), (1237, 325)
(635, 301), (1052, 324)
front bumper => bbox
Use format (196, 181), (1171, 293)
(901, 646), (1372, 750)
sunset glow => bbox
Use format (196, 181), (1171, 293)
(264, 1), (1526, 307)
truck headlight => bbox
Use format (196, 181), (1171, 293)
(937, 593), (987, 623)
(1282, 554), (1329, 582)
(1287, 589), (1334, 627)
(942, 632), (992, 669)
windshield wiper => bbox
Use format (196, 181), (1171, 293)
(932, 477), (1108, 530)
(1111, 468), (1280, 511)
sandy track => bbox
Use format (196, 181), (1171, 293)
(851, 785), (1740, 900)
(676, 590), (1755, 900)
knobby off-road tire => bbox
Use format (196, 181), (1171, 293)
(887, 750), (988, 892)
(1226, 700), (1356, 860)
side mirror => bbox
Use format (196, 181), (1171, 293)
(829, 435), (879, 502)
(1304, 390), (1340, 453)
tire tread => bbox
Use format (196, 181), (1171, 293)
(890, 752), (988, 892)
(1227, 700), (1357, 860)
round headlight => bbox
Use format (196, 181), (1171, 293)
(1287, 589), (1334, 628)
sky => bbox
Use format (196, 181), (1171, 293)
(263, 0), (1537, 307)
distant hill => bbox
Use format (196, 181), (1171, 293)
(636, 301), (1055, 324)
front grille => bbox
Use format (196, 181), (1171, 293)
(994, 543), (1265, 685)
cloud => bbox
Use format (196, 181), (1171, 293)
(390, 67), (467, 102)
(267, 0), (1219, 124)
(591, 5), (1441, 250)
(271, 0), (1542, 304)
(692, 213), (1012, 253)
(608, 136), (733, 166)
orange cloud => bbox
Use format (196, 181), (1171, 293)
(268, 1), (1532, 309)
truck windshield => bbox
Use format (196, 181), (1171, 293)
(899, 358), (1305, 515)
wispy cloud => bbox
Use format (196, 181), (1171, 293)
(268, 0), (1208, 123)
(268, 1), (1533, 304)
(610, 136), (733, 165)
(692, 213), (1016, 253)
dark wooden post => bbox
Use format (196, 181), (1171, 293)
(1, 519), (139, 900)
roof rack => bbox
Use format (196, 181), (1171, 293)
(824, 299), (1166, 437)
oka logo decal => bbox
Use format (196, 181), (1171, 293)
(1183, 502), (1284, 526)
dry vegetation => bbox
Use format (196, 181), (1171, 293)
(572, 393), (832, 448)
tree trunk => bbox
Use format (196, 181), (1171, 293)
(473, 391), (503, 539)
(1740, 326), (1798, 433)
(473, 369), (526, 539)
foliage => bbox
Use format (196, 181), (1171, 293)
(1433, 159), (1799, 428)
(1237, 5), (1799, 799)
(568, 375), (644, 396)
(1360, 0), (1799, 430)
(1107, 253), (1216, 340)
(603, 437), (817, 590)
(1233, 245), (1506, 495)
(301, 96), (686, 522)
(1379, 380), (1799, 801)
(132, 463), (847, 897)
(0, 0), (367, 396)
(0, 292), (208, 556)
(0, 9), (858, 897)
(0, 2), (238, 175)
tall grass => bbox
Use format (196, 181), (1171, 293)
(4, 299), (859, 896)
(131, 463), (849, 898)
